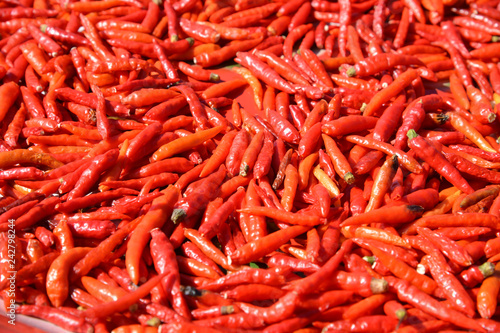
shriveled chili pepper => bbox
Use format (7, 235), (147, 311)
(417, 227), (473, 267)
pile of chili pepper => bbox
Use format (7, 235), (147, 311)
(4, 0), (500, 332)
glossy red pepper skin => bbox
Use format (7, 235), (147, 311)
(407, 131), (474, 194)
(16, 305), (93, 333)
(235, 51), (295, 94)
(171, 166), (226, 224)
(67, 149), (119, 201)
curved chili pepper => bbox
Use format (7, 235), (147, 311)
(407, 130), (473, 194)
(394, 101), (426, 150)
(16, 305), (93, 333)
(265, 110), (299, 145)
(346, 135), (422, 174)
(66, 149), (118, 201)
(171, 165), (226, 224)
(238, 206), (320, 226)
(194, 37), (263, 68)
(446, 112), (496, 152)
(152, 126), (223, 162)
(347, 53), (424, 76)
(235, 52), (295, 94)
(426, 253), (475, 317)
(46, 247), (92, 307)
(363, 69), (419, 117)
(255, 50), (309, 87)
(84, 272), (167, 319)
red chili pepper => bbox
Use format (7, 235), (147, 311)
(363, 69), (418, 117)
(180, 18), (220, 44)
(322, 115), (378, 138)
(392, 7), (410, 49)
(199, 188), (245, 239)
(225, 129), (250, 178)
(460, 262), (495, 289)
(194, 37), (262, 68)
(407, 130), (473, 194)
(323, 315), (398, 332)
(425, 254), (475, 317)
(235, 52), (295, 94)
(477, 275), (500, 319)
(171, 165), (226, 224)
(150, 228), (190, 319)
(17, 305), (93, 333)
